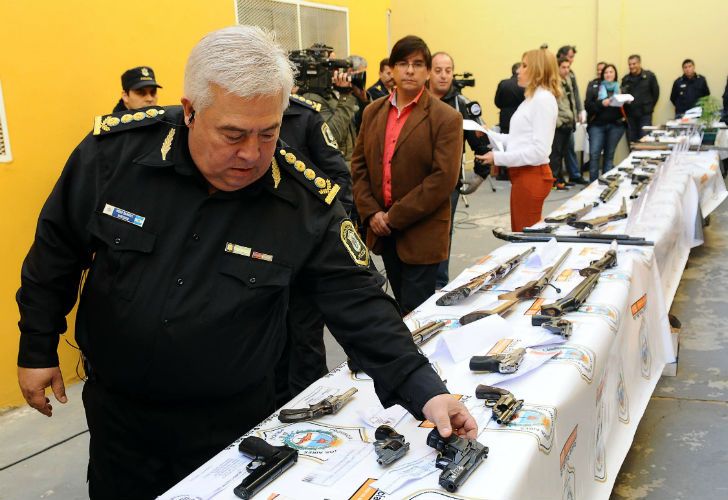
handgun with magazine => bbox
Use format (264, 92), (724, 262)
(475, 384), (524, 424)
(436, 247), (535, 306)
(598, 175), (623, 203)
(233, 436), (298, 499)
(278, 388), (358, 422)
(426, 429), (489, 493)
(469, 347), (525, 373)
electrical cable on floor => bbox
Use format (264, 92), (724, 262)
(0, 428), (89, 472)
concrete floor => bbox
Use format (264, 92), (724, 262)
(0, 177), (725, 499)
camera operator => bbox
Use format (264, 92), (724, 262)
(428, 51), (489, 288)
(300, 45), (361, 164)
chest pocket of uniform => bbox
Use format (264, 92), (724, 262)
(212, 254), (292, 321)
(87, 212), (156, 300)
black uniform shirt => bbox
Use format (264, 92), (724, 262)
(494, 76), (525, 133)
(16, 106), (447, 418)
(670, 74), (710, 115)
(367, 79), (390, 101)
(621, 70), (660, 117)
(281, 95), (353, 212)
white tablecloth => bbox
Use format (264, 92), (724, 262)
(161, 149), (724, 500)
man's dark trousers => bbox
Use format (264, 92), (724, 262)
(381, 237), (438, 315)
(83, 376), (275, 499)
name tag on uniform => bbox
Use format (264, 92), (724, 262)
(225, 242), (273, 262)
(680, 84), (686, 88)
(103, 203), (145, 227)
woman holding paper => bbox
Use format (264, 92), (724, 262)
(475, 48), (560, 231)
(585, 64), (626, 181)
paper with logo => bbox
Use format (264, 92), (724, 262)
(370, 452), (439, 494)
(256, 421), (369, 463)
(301, 441), (372, 486)
(525, 237), (559, 269)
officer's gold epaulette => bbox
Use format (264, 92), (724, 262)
(289, 94), (322, 113)
(93, 106), (166, 136)
(276, 147), (340, 205)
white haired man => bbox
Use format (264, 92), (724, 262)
(16, 26), (476, 498)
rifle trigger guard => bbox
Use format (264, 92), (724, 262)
(545, 282), (561, 294)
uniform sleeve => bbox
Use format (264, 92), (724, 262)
(307, 93), (359, 146)
(306, 112), (353, 213)
(301, 207), (448, 419)
(386, 111), (463, 230)
(350, 106), (384, 224)
(494, 93), (557, 167)
(16, 136), (103, 367)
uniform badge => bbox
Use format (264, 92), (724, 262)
(340, 220), (369, 267)
(321, 122), (339, 149)
(121, 114), (133, 124)
(141, 67), (150, 77)
(294, 160), (306, 172)
(160, 128), (175, 161)
(303, 168), (316, 181)
(133, 111), (145, 121)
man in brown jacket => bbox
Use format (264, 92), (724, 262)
(351, 36), (463, 314)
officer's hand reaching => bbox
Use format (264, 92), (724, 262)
(460, 173), (486, 194)
(18, 366), (67, 417)
(423, 394), (478, 439)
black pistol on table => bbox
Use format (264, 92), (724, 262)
(436, 247), (535, 306)
(234, 436), (298, 499)
(475, 384), (524, 425)
(426, 428), (488, 493)
(373, 425), (410, 465)
(459, 248), (572, 325)
(469, 347), (525, 373)
(278, 388), (358, 422)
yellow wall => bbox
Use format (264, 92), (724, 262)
(390, 0), (728, 132)
(0, 0), (391, 408)
(3, 0), (723, 408)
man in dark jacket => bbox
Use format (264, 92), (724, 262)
(494, 62), (524, 133)
(670, 59), (710, 117)
(428, 51), (490, 287)
(367, 58), (395, 101)
(112, 66), (162, 112)
(621, 55), (659, 143)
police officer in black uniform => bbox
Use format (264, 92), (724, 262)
(112, 66), (163, 112)
(367, 58), (394, 101)
(621, 55), (659, 143)
(16, 26), (476, 499)
(670, 58), (710, 117)
(275, 93), (353, 406)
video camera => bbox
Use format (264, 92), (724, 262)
(453, 72), (476, 92)
(289, 43), (353, 96)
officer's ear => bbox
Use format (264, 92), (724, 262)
(181, 97), (196, 126)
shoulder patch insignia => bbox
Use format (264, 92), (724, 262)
(277, 147), (340, 205)
(321, 122), (339, 149)
(93, 106), (165, 136)
(340, 219), (369, 267)
(289, 94), (322, 113)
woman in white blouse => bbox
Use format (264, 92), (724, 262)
(477, 48), (561, 231)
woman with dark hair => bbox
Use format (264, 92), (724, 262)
(585, 63), (626, 181)
(476, 47), (560, 231)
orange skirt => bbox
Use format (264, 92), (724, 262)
(508, 164), (554, 231)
